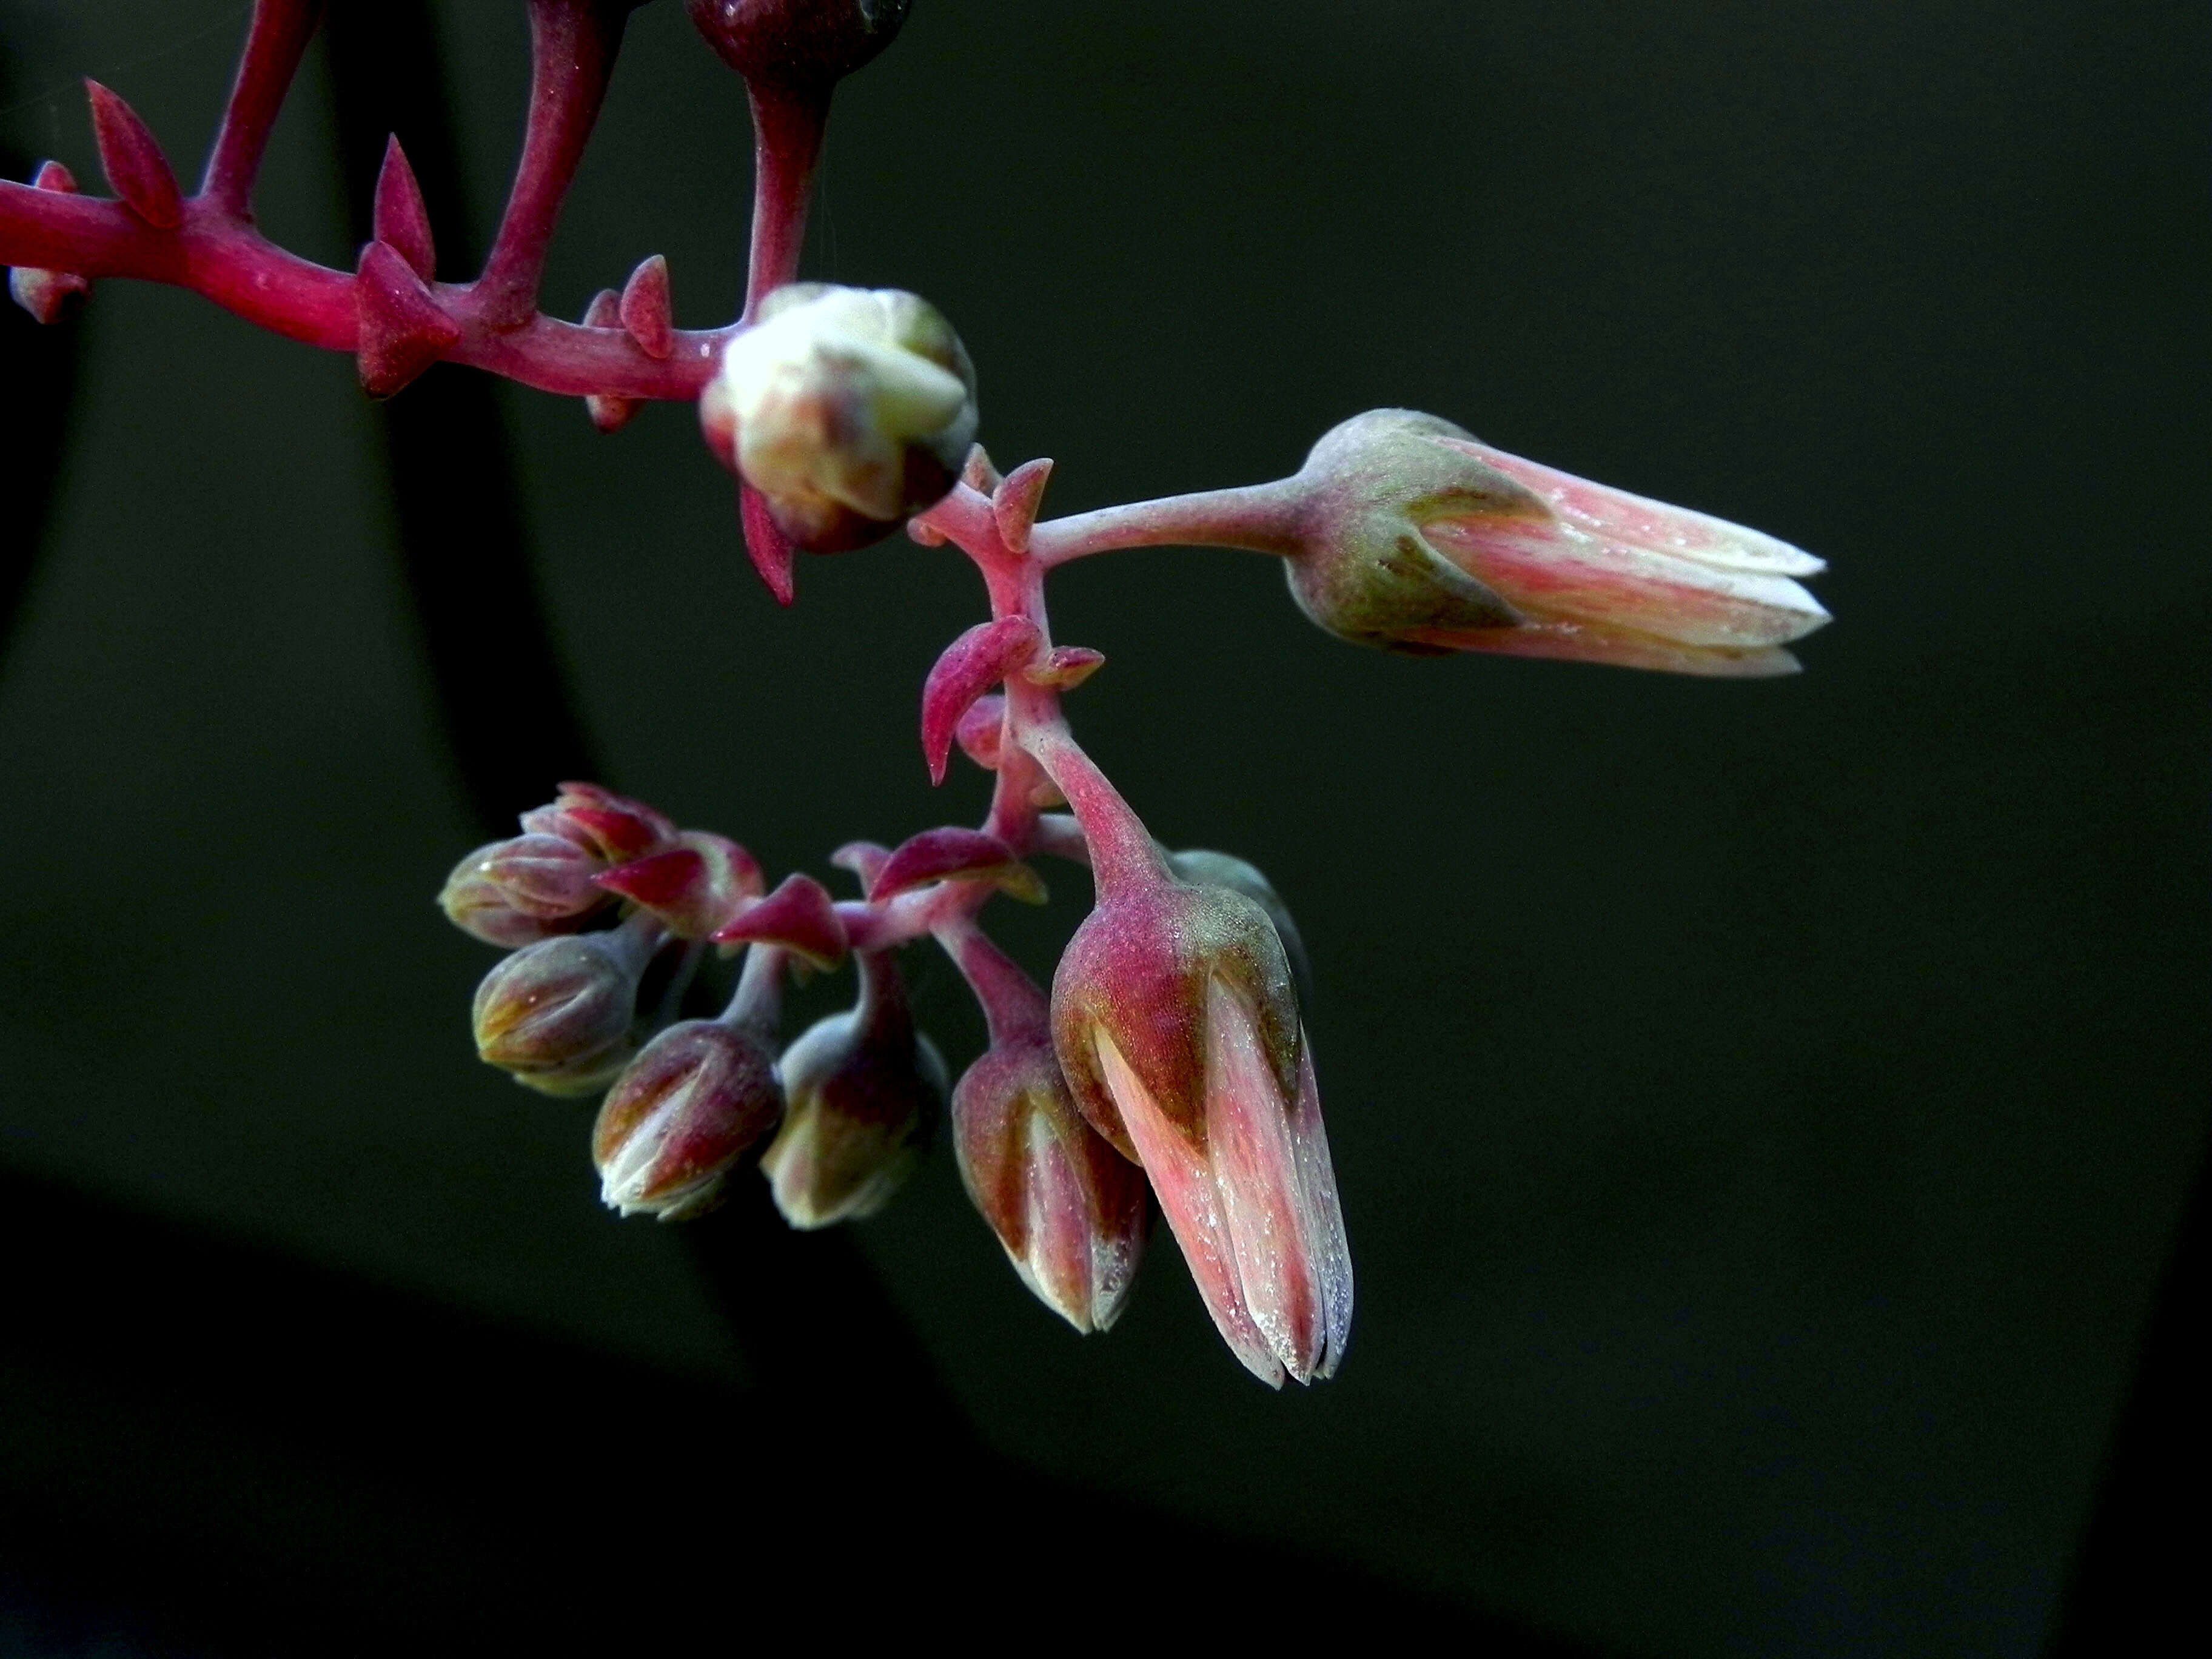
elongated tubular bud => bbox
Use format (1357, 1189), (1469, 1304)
(1051, 874), (1350, 1386)
(991, 457), (1054, 553)
(373, 137), (437, 281)
(1281, 411), (1828, 675)
(86, 82), (182, 230)
(921, 618), (1041, 785)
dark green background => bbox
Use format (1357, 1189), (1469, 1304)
(2, 2), (2205, 1654)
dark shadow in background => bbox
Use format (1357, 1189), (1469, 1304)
(0, 1164), (1570, 1656)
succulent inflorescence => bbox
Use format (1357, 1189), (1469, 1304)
(2, 1), (1829, 1386)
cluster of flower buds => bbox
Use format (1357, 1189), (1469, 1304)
(13, 2), (1831, 1387)
(433, 749), (1357, 1388)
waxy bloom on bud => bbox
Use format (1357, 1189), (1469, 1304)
(439, 833), (611, 947)
(1052, 880), (1352, 1387)
(1165, 847), (1312, 1009)
(760, 952), (947, 1227)
(707, 283), (977, 551)
(471, 931), (648, 1096)
(952, 1037), (1148, 1333)
(593, 1021), (783, 1220)
(1283, 409), (1828, 677)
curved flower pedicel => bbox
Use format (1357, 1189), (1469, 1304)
(4, 1), (1830, 1384)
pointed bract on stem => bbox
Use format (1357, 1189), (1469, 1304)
(373, 138), (437, 281)
(86, 82), (182, 230)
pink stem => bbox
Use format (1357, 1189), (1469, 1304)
(742, 83), (828, 318)
(1016, 714), (1164, 902)
(476, 0), (633, 329)
(937, 922), (1050, 1047)
(201, 0), (327, 217)
(720, 942), (786, 1039)
(851, 945), (914, 1045)
(1028, 478), (1306, 569)
(913, 478), (1165, 897)
(0, 186), (730, 397)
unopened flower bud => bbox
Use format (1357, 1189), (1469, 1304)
(760, 951), (946, 1227)
(1282, 409), (1828, 677)
(953, 1036), (1148, 1333)
(472, 928), (652, 1096)
(440, 834), (611, 946)
(1052, 877), (1351, 1386)
(1164, 847), (1312, 1008)
(709, 283), (977, 551)
(687, 0), (912, 91)
(593, 1020), (783, 1219)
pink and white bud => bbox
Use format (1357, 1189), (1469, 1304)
(1051, 880), (1352, 1386)
(471, 930), (649, 1096)
(1284, 409), (1828, 677)
(760, 953), (945, 1227)
(952, 1037), (1148, 1333)
(592, 1020), (783, 1219)
(440, 833), (612, 945)
(709, 283), (977, 551)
